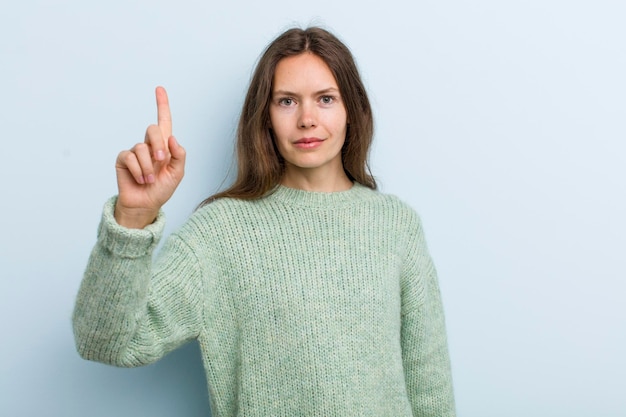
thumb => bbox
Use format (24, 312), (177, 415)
(168, 136), (186, 174)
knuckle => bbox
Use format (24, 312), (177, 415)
(122, 151), (136, 163)
(134, 142), (148, 152)
(117, 150), (129, 160)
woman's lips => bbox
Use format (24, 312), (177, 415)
(293, 137), (324, 149)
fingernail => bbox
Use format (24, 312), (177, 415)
(156, 150), (165, 161)
(138, 176), (146, 184)
(147, 174), (155, 183)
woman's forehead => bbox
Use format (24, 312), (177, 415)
(273, 53), (338, 93)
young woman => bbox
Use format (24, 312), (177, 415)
(73, 27), (456, 416)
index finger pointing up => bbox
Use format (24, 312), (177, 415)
(155, 86), (172, 139)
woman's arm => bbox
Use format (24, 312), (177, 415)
(72, 87), (202, 366)
(72, 198), (205, 367)
(400, 212), (456, 417)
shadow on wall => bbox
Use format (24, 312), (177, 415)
(69, 341), (211, 417)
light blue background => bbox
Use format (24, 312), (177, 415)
(1, 1), (624, 416)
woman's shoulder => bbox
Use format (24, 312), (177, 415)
(185, 197), (256, 228)
(366, 187), (422, 221)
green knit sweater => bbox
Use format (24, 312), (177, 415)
(73, 183), (455, 417)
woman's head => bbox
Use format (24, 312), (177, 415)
(204, 27), (375, 203)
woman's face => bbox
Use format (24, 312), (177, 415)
(269, 53), (348, 182)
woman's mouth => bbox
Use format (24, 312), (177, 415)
(293, 137), (324, 149)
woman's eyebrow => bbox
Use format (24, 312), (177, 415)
(315, 87), (340, 95)
(272, 87), (340, 97)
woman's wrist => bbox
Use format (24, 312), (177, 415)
(114, 203), (159, 229)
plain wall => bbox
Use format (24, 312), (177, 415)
(1, 1), (624, 416)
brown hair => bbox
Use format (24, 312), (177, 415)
(200, 27), (376, 205)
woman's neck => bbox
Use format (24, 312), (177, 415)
(280, 166), (353, 192)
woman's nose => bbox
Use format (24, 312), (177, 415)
(298, 102), (317, 128)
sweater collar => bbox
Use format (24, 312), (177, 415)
(265, 182), (373, 209)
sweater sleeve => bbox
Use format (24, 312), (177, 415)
(72, 197), (205, 367)
(400, 212), (456, 417)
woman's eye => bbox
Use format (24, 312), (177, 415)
(320, 96), (334, 105)
(278, 98), (294, 106)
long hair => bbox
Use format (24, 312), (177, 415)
(200, 27), (376, 205)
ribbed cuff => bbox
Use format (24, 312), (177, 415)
(96, 196), (165, 258)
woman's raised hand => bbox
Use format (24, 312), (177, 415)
(114, 87), (186, 229)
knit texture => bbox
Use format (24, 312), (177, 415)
(73, 183), (455, 416)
